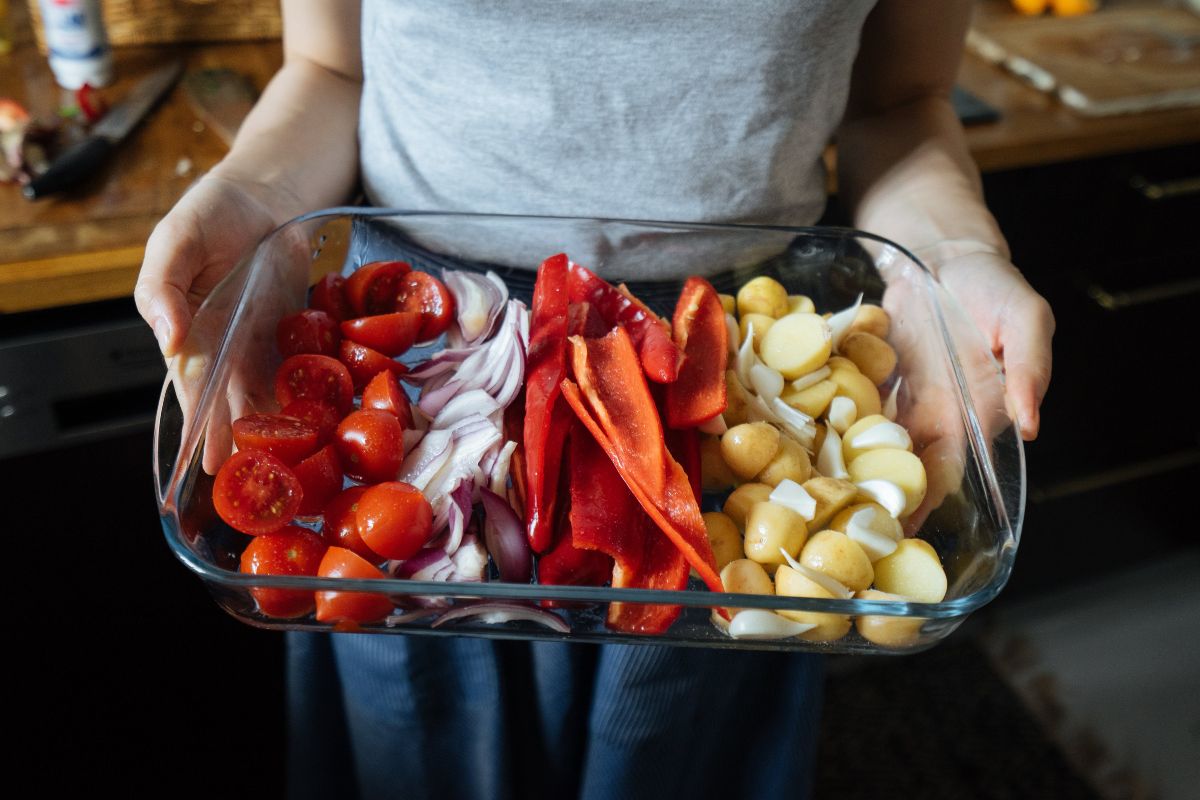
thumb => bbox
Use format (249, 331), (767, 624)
(135, 219), (203, 358)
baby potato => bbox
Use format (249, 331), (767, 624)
(756, 435), (813, 487)
(760, 313), (833, 379)
(774, 565), (852, 641)
(847, 449), (927, 517)
(721, 422), (781, 481)
(855, 589), (924, 648)
(787, 294), (816, 315)
(782, 379), (837, 419)
(718, 293), (736, 315)
(848, 304), (891, 340)
(724, 370), (751, 427)
(841, 331), (897, 386)
(872, 539), (947, 603)
(700, 436), (738, 492)
(737, 276), (790, 319)
(703, 512), (744, 572)
(723, 482), (774, 530)
(826, 356), (861, 375)
(802, 477), (859, 531)
(842, 414), (912, 464)
(829, 367), (882, 418)
(739, 313), (776, 351)
(718, 558), (775, 617)
(800, 530), (874, 593)
(744, 501), (808, 569)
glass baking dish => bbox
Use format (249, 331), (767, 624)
(154, 209), (1024, 654)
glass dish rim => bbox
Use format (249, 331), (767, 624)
(155, 207), (1026, 622)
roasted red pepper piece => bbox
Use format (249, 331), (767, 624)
(569, 421), (688, 633)
(523, 254), (571, 552)
(538, 514), (615, 590)
(665, 276), (729, 429)
(560, 327), (724, 596)
(566, 262), (682, 383)
(664, 425), (701, 504)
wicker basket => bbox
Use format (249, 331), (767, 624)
(28, 0), (281, 52)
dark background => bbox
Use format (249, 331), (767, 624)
(7, 143), (1197, 798)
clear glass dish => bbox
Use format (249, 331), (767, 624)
(154, 209), (1024, 654)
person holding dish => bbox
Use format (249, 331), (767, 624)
(136, 2), (1054, 798)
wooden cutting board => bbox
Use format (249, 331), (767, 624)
(968, 6), (1200, 116)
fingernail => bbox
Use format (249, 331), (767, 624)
(153, 317), (171, 353)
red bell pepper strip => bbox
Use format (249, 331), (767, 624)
(523, 254), (571, 553)
(569, 421), (688, 633)
(559, 327), (724, 595)
(665, 276), (728, 429)
(538, 513), (616, 591)
(566, 262), (682, 383)
(664, 425), (701, 505)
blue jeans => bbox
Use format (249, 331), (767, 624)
(286, 632), (823, 800)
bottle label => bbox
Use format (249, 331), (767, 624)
(41, 0), (110, 60)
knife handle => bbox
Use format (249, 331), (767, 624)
(23, 137), (116, 200)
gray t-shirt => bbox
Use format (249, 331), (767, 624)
(358, 0), (876, 274)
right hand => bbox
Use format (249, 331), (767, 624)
(134, 171), (289, 357)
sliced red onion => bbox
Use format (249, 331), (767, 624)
(480, 487), (532, 583)
(450, 532), (489, 582)
(392, 546), (453, 579)
(418, 301), (528, 416)
(432, 389), (501, 430)
(444, 270), (508, 346)
(487, 441), (518, 496)
(404, 348), (476, 383)
(384, 608), (441, 627)
(432, 602), (570, 633)
(398, 429), (453, 489)
(431, 479), (475, 552)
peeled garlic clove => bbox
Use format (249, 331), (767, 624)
(750, 363), (785, 402)
(698, 414), (728, 436)
(827, 396), (858, 434)
(846, 507), (900, 561)
(849, 419), (912, 452)
(736, 321), (758, 386)
(883, 376), (902, 421)
(790, 365), (832, 393)
(771, 397), (817, 449)
(828, 293), (863, 352)
(855, 479), (906, 518)
(729, 609), (817, 640)
(817, 422), (849, 479)
(726, 312), (741, 355)
(769, 479), (817, 521)
(778, 548), (853, 599)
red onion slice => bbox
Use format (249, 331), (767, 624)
(444, 270), (508, 346)
(398, 429), (453, 489)
(432, 602), (570, 633)
(450, 532), (489, 582)
(480, 487), (532, 583)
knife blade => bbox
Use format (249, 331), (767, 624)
(23, 59), (185, 200)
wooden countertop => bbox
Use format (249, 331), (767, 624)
(2, 4), (1199, 314)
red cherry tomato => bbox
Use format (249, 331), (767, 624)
(397, 272), (455, 342)
(309, 273), (353, 322)
(240, 526), (328, 618)
(338, 339), (408, 390)
(231, 413), (320, 466)
(340, 311), (422, 357)
(322, 485), (382, 562)
(293, 444), (344, 518)
(315, 546), (394, 625)
(275, 354), (354, 415)
(280, 399), (341, 446)
(213, 450), (304, 535)
(276, 309), (341, 357)
(361, 370), (414, 430)
(355, 481), (434, 561)
(345, 261), (411, 317)
(335, 409), (405, 484)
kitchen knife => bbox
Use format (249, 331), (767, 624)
(23, 59), (184, 200)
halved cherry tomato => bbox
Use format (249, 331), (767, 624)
(396, 271), (455, 342)
(240, 526), (328, 618)
(322, 485), (382, 562)
(340, 311), (422, 357)
(361, 370), (414, 430)
(335, 409), (405, 483)
(309, 273), (354, 322)
(346, 261), (411, 317)
(231, 413), (320, 466)
(339, 339), (408, 390)
(276, 309), (341, 358)
(293, 445), (344, 518)
(275, 354), (354, 415)
(355, 482), (434, 561)
(315, 546), (394, 625)
(280, 399), (341, 446)
(213, 450), (304, 535)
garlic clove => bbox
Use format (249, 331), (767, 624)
(828, 293), (864, 352)
(790, 365), (832, 393)
(736, 320), (758, 386)
(779, 548), (854, 599)
(849, 420), (912, 452)
(729, 609), (817, 640)
(817, 422), (849, 479)
(771, 398), (817, 450)
(827, 396), (858, 434)
(855, 479), (906, 518)
(846, 508), (900, 561)
(725, 312), (741, 355)
(769, 479), (817, 521)
(750, 363), (785, 402)
(883, 376), (903, 421)
(698, 413), (728, 436)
